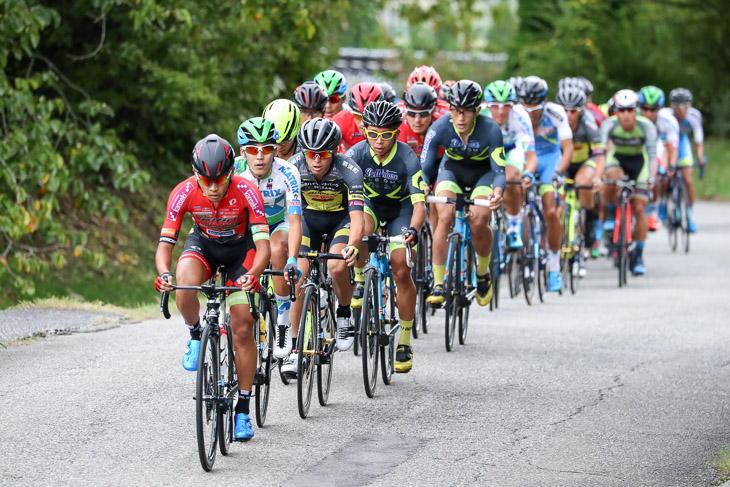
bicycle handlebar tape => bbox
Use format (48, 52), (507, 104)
(160, 291), (171, 320)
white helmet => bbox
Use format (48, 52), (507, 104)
(612, 89), (639, 109)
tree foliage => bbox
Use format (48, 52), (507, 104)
(0, 0), (358, 299)
(506, 0), (730, 135)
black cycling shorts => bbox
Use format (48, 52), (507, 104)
(180, 229), (256, 285)
(300, 210), (351, 253)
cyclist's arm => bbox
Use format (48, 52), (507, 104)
(420, 125), (442, 188)
(640, 117), (658, 164)
(403, 145), (427, 231)
(155, 242), (174, 277)
(155, 180), (192, 276)
(347, 210), (364, 249)
(282, 162), (303, 259)
(288, 214), (302, 260)
(341, 154), (365, 248)
(689, 108), (704, 163)
(487, 122), (507, 193)
(525, 150), (538, 175)
(242, 182), (271, 281)
(410, 201), (426, 234)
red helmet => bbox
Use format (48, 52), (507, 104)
(350, 82), (383, 115)
(407, 65), (442, 93)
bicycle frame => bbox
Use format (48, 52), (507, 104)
(445, 196), (477, 300)
(362, 233), (407, 342)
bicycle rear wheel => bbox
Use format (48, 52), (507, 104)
(297, 287), (316, 418)
(459, 241), (475, 345)
(196, 324), (220, 472)
(444, 234), (460, 352)
(489, 232), (500, 310)
(317, 287), (335, 406)
(218, 316), (236, 456)
(254, 302), (275, 427)
(679, 183), (690, 253)
(381, 276), (396, 384)
(618, 202), (629, 287)
(412, 228), (430, 339)
(361, 268), (379, 397)
(538, 219), (548, 302)
(666, 185), (679, 252)
(522, 211), (539, 305)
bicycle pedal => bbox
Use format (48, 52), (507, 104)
(377, 334), (391, 347)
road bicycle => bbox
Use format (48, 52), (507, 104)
(412, 217), (434, 338)
(605, 178), (636, 288)
(662, 167), (691, 253)
(295, 249), (353, 418)
(426, 194), (487, 352)
(554, 177), (594, 294)
(358, 231), (411, 397)
(519, 183), (546, 305)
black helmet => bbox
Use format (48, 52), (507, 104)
(362, 100), (403, 129)
(403, 81), (437, 110)
(447, 80), (483, 109)
(297, 118), (342, 152)
(517, 76), (547, 104)
(669, 88), (693, 105)
(293, 81), (328, 111)
(378, 81), (398, 103)
(191, 134), (235, 177)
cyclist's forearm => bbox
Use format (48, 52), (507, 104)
(347, 210), (365, 248)
(155, 242), (174, 275)
(287, 215), (303, 260)
(667, 144), (678, 167)
(594, 155), (606, 179)
(249, 239), (271, 278)
(410, 202), (426, 232)
(695, 143), (704, 162)
(524, 151), (538, 175)
(557, 140), (573, 173)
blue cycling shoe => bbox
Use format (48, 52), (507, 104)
(632, 259), (646, 275)
(603, 220), (615, 232)
(658, 204), (667, 222)
(548, 271), (562, 292)
(234, 413), (254, 441)
(182, 339), (200, 371)
(688, 219), (697, 233)
(507, 228), (523, 250)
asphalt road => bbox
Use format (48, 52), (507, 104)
(1, 201), (729, 486)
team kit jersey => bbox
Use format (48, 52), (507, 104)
(530, 102), (573, 185)
(600, 115), (657, 194)
(660, 107), (702, 166)
(652, 108), (680, 164)
(332, 109), (366, 150)
(234, 156), (302, 232)
(397, 111), (444, 159)
(483, 104), (535, 170)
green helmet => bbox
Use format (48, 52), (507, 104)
(313, 69), (347, 97)
(484, 80), (516, 103)
(638, 86), (665, 107)
(237, 117), (279, 146)
(262, 99), (301, 143)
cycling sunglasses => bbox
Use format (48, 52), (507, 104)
(617, 107), (635, 113)
(522, 103), (545, 112)
(365, 129), (398, 141)
(196, 169), (232, 187)
(641, 105), (659, 112)
(405, 108), (434, 118)
(565, 107), (583, 114)
(304, 150), (333, 159)
(328, 95), (342, 104)
(242, 144), (276, 156)
(351, 111), (363, 121)
(486, 102), (514, 109)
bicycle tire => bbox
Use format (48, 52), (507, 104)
(381, 276), (396, 384)
(317, 287), (335, 406)
(412, 229), (427, 339)
(618, 201), (629, 287)
(459, 241), (475, 345)
(522, 211), (539, 305)
(296, 287), (316, 418)
(666, 185), (678, 252)
(361, 268), (379, 397)
(352, 306), (360, 356)
(570, 210), (585, 295)
(680, 182), (690, 253)
(489, 231), (500, 310)
(444, 234), (460, 351)
(196, 324), (220, 472)
(538, 218), (548, 303)
(218, 316), (236, 456)
(254, 302), (275, 427)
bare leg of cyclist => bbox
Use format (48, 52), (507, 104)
(428, 194), (456, 303)
(174, 257), (208, 329)
(542, 188), (563, 291)
(391, 248), (415, 372)
(470, 198), (494, 306)
(504, 165), (524, 249)
(229, 302), (256, 426)
(631, 195), (648, 274)
(270, 229), (293, 359)
(353, 214), (376, 307)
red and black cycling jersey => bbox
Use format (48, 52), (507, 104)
(397, 111), (444, 159)
(159, 175), (269, 245)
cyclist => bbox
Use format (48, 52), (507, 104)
(262, 99), (301, 161)
(378, 81), (398, 103)
(518, 76), (573, 292)
(638, 86), (679, 230)
(439, 79), (456, 102)
(314, 69), (348, 119)
(556, 79), (605, 273)
(282, 118), (364, 376)
(155, 134), (270, 441)
(600, 89), (657, 275)
(332, 82), (383, 151)
(294, 81), (328, 122)
(666, 88), (705, 233)
(397, 82), (443, 158)
(235, 117), (303, 360)
(403, 65), (450, 117)
(421, 80), (506, 306)
(483, 80), (537, 250)
(579, 77), (607, 127)
(346, 100), (426, 373)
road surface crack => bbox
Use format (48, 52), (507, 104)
(527, 458), (628, 482)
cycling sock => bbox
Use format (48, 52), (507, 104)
(291, 337), (297, 350)
(188, 320), (201, 341)
(477, 253), (491, 275)
(635, 241), (645, 259)
(585, 212), (595, 248)
(354, 266), (365, 283)
(336, 305), (351, 319)
(275, 294), (291, 328)
(236, 390), (251, 415)
(434, 265), (445, 287)
(548, 251), (560, 272)
(646, 203), (656, 215)
(606, 203), (617, 222)
(506, 213), (520, 227)
(398, 319), (413, 347)
(595, 224), (603, 241)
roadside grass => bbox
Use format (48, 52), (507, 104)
(709, 446), (730, 483)
(696, 137), (730, 201)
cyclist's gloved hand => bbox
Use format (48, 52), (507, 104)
(284, 257), (302, 282)
(522, 170), (535, 187)
(658, 166), (667, 176)
(701, 155), (707, 167)
(342, 245), (359, 265)
(155, 272), (173, 293)
(240, 274), (260, 293)
(403, 227), (418, 246)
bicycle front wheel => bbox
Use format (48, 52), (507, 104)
(618, 202), (629, 288)
(522, 211), (539, 305)
(196, 324), (220, 472)
(381, 276), (396, 385)
(361, 268), (380, 397)
(317, 287), (335, 406)
(679, 183), (690, 253)
(444, 234), (461, 352)
(218, 317), (236, 456)
(459, 241), (475, 345)
(297, 287), (317, 418)
(255, 302), (275, 427)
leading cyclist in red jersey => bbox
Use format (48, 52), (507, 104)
(154, 134), (271, 441)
